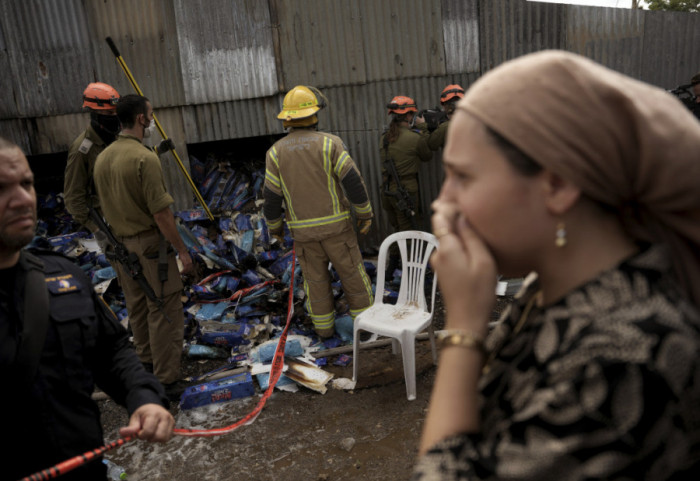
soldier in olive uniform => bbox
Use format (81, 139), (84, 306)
(427, 84), (465, 151)
(93, 95), (193, 397)
(64, 83), (175, 254)
(379, 95), (433, 273)
(64, 82), (121, 251)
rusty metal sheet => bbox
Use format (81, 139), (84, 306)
(174, 0), (278, 104)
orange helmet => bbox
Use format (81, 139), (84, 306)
(82, 82), (120, 111)
(386, 96), (417, 115)
(440, 84), (465, 104)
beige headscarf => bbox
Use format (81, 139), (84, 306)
(459, 50), (700, 307)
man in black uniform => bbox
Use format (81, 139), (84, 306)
(0, 137), (174, 481)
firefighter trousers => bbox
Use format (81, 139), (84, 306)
(295, 230), (374, 337)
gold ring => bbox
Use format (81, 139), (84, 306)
(434, 227), (449, 238)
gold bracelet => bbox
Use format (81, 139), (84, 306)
(437, 330), (485, 353)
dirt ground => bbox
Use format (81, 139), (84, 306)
(98, 297), (512, 481)
(99, 342), (437, 481)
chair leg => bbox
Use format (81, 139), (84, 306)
(352, 325), (360, 383)
(391, 338), (400, 355)
(399, 333), (417, 401)
(428, 325), (437, 365)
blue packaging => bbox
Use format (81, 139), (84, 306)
(194, 302), (231, 321)
(255, 372), (297, 390)
(334, 354), (352, 366)
(199, 321), (251, 347)
(258, 250), (278, 264)
(335, 315), (354, 342)
(234, 214), (253, 231)
(176, 209), (209, 222)
(251, 338), (304, 363)
(93, 266), (117, 284)
(180, 372), (255, 410)
(241, 269), (261, 286)
(186, 344), (230, 359)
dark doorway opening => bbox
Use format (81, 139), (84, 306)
(27, 151), (67, 198)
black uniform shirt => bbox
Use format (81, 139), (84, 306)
(0, 263), (20, 367)
(2, 249), (168, 481)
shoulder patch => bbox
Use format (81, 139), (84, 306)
(45, 274), (82, 294)
(78, 138), (94, 154)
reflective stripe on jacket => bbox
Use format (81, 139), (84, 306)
(264, 129), (372, 242)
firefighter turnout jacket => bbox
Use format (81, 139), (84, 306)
(263, 128), (373, 242)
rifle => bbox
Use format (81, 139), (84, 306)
(382, 139), (418, 229)
(89, 207), (171, 320)
(418, 107), (448, 132)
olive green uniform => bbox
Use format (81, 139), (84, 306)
(264, 129), (374, 336)
(379, 125), (432, 232)
(427, 120), (450, 151)
(64, 125), (108, 233)
(93, 134), (184, 384)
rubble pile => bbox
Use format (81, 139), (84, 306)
(35, 152), (396, 406)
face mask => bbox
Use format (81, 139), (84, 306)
(90, 112), (121, 136)
(143, 119), (156, 138)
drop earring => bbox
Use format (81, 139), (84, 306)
(555, 222), (567, 248)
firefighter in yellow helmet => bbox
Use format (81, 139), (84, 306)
(264, 86), (374, 338)
(427, 84), (465, 151)
(64, 82), (121, 250)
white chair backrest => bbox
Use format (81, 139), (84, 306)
(375, 231), (438, 314)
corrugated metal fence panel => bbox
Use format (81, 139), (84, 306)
(441, 0), (480, 74)
(144, 106), (194, 212)
(321, 73), (478, 247)
(0, 119), (31, 153)
(0, 0), (93, 118)
(640, 11), (700, 90)
(86, 0), (185, 109)
(35, 113), (92, 154)
(566, 5), (644, 78)
(358, 0), (446, 82)
(271, 0), (368, 89)
(182, 96), (284, 143)
(273, 0), (446, 90)
(174, 0), (279, 104)
(479, 0), (566, 72)
(0, 11), (17, 119)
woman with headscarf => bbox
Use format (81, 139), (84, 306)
(413, 51), (700, 480)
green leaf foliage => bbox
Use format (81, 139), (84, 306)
(646, 0), (700, 11)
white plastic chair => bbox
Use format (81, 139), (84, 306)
(352, 231), (438, 401)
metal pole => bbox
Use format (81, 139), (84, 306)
(105, 37), (215, 221)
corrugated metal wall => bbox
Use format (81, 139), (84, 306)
(0, 0), (698, 247)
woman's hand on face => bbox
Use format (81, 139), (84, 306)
(431, 201), (498, 333)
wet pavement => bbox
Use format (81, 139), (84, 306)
(100, 341), (438, 480)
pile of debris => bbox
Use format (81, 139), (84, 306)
(35, 152), (396, 408)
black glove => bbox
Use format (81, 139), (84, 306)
(156, 138), (176, 154)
